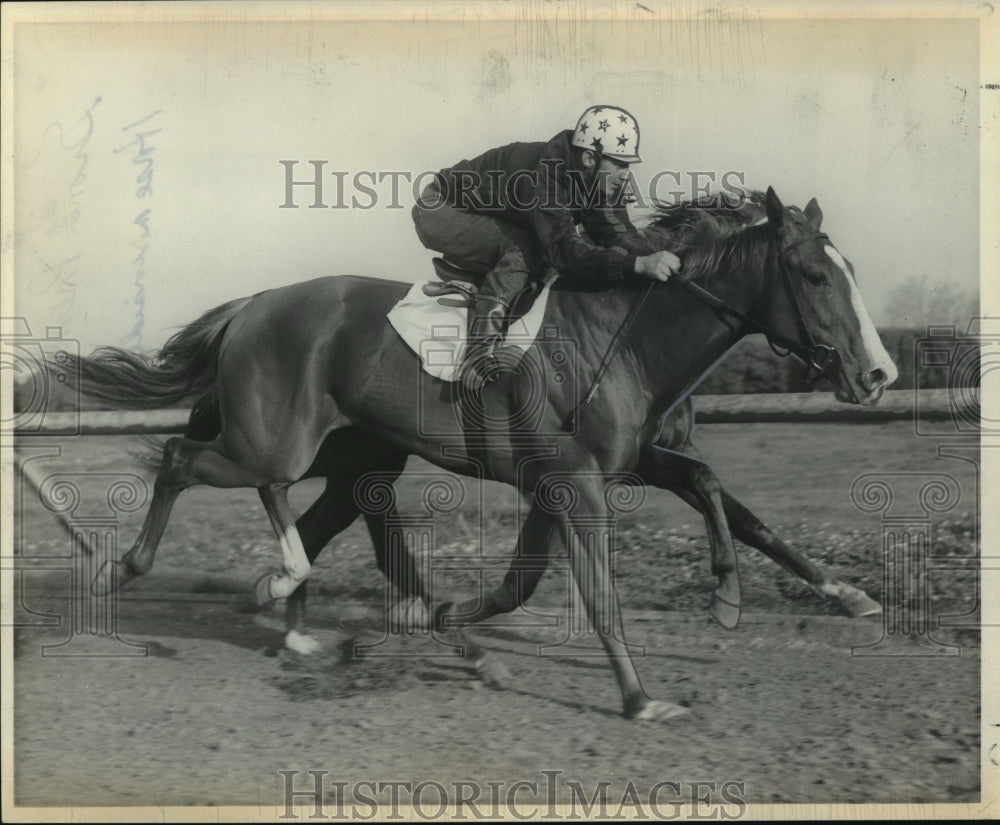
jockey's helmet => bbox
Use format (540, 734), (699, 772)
(571, 105), (641, 163)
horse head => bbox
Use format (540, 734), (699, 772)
(759, 187), (897, 404)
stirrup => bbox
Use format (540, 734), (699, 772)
(422, 280), (476, 308)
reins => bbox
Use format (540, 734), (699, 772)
(681, 231), (843, 386)
(563, 228), (847, 430)
(561, 280), (656, 432)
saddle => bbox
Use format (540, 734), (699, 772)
(420, 258), (483, 308)
(431, 256), (484, 285)
(421, 256), (546, 314)
(388, 261), (558, 383)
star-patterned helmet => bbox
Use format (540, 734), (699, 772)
(571, 105), (641, 163)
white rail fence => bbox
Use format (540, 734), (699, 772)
(10, 388), (975, 435)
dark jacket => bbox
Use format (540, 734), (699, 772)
(436, 130), (657, 283)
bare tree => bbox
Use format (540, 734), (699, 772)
(883, 274), (979, 330)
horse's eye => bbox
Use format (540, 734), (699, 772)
(803, 269), (829, 286)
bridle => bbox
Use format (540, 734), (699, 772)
(683, 229), (845, 387)
(565, 226), (851, 432)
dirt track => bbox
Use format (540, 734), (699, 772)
(12, 588), (980, 811)
(10, 424), (984, 814)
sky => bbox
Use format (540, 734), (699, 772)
(4, 2), (993, 354)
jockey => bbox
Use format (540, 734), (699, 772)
(412, 104), (681, 392)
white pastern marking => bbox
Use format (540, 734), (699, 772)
(286, 630), (321, 655)
(281, 524), (311, 581)
(824, 246), (898, 385)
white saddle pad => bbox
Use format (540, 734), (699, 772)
(387, 274), (558, 382)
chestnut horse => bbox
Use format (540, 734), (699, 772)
(69, 188), (896, 721)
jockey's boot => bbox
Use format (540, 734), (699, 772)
(458, 245), (535, 394)
(460, 295), (509, 394)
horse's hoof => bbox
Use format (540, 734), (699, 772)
(635, 700), (691, 723)
(835, 587), (882, 618)
(708, 589), (741, 629)
(249, 572), (279, 610)
(475, 655), (511, 690)
(285, 630), (321, 655)
(90, 560), (137, 596)
(385, 596), (431, 634)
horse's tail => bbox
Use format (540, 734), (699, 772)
(62, 296), (253, 410)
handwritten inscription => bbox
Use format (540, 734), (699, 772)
(44, 96), (101, 238)
(114, 110), (162, 350)
(29, 254), (80, 297)
(36, 98), (103, 321)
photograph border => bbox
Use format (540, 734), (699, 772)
(2, 1), (997, 821)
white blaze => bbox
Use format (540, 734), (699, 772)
(824, 245), (898, 386)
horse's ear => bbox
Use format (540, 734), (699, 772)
(804, 197), (823, 228)
(764, 186), (784, 228)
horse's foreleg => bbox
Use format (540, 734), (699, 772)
(692, 474), (743, 630)
(438, 502), (554, 625)
(365, 508), (426, 603)
(554, 483), (688, 723)
(360, 506), (505, 685)
(658, 482), (880, 617)
(719, 491), (881, 617)
(429, 503), (559, 689)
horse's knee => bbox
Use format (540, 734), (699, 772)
(689, 463), (722, 497)
(158, 437), (196, 488)
(161, 437), (185, 467)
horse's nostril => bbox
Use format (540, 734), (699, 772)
(865, 368), (887, 390)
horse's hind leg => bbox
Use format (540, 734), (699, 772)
(637, 442), (879, 618)
(92, 437), (205, 595)
(718, 491), (880, 617)
(252, 483), (312, 606)
(94, 435), (314, 604)
(283, 477), (391, 654)
(285, 474), (500, 678)
(283, 489), (433, 641)
(637, 446), (742, 629)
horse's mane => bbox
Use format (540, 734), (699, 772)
(641, 190), (773, 287)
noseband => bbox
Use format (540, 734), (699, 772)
(772, 232), (843, 384)
(684, 230), (845, 387)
